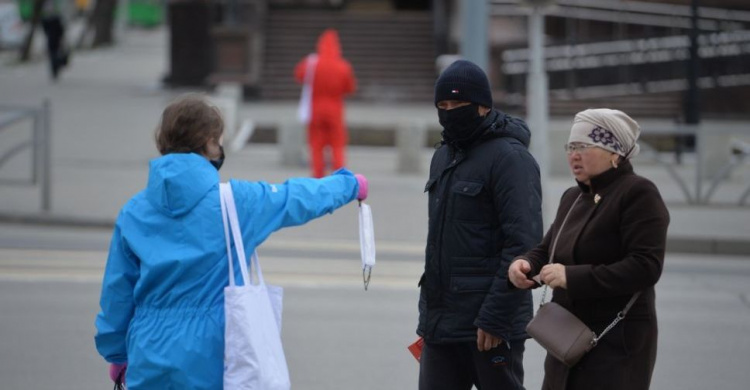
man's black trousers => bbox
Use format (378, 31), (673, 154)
(419, 339), (526, 390)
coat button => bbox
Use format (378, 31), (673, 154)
(463, 187), (468, 192)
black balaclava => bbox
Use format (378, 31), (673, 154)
(167, 145), (225, 171)
(438, 103), (487, 149)
(209, 146), (225, 171)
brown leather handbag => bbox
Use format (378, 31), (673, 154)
(526, 301), (596, 367)
(525, 194), (639, 367)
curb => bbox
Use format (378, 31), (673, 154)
(0, 213), (114, 230)
(666, 237), (750, 256)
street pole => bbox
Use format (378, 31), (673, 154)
(226, 0), (238, 26)
(685, 0), (701, 125)
(460, 0), (488, 71)
(525, 3), (552, 228)
(684, 0), (702, 196)
(433, 0), (449, 57)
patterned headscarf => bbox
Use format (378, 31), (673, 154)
(568, 108), (641, 159)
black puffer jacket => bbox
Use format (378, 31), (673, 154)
(417, 109), (543, 343)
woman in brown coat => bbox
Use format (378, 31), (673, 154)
(509, 108), (670, 390)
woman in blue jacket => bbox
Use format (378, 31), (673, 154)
(94, 95), (367, 389)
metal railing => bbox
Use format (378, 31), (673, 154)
(500, 29), (750, 103)
(708, 140), (750, 206)
(0, 100), (51, 211)
(639, 126), (750, 206)
(491, 0), (750, 30)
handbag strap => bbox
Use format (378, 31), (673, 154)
(537, 191), (642, 345)
(539, 193), (582, 305)
(593, 292), (641, 345)
(220, 183), (263, 287)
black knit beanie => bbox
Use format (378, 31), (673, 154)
(434, 60), (493, 108)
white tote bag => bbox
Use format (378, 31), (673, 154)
(297, 54), (318, 125)
(220, 183), (290, 390)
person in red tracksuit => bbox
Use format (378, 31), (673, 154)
(295, 29), (357, 178)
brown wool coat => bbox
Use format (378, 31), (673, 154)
(521, 161), (670, 390)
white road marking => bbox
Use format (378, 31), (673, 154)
(0, 247), (423, 289)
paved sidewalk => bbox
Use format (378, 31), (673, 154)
(0, 27), (749, 255)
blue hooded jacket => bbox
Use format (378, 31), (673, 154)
(94, 153), (358, 389)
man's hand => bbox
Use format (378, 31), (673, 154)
(539, 264), (567, 289)
(477, 328), (503, 352)
(508, 259), (536, 289)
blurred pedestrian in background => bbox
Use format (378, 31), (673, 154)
(40, 0), (69, 80)
(417, 59), (542, 390)
(294, 28), (357, 178)
(94, 94), (368, 389)
(509, 108), (670, 390)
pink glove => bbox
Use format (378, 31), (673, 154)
(355, 174), (368, 201)
(109, 363), (127, 385)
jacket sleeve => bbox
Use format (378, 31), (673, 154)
(231, 168), (359, 248)
(474, 148), (543, 340)
(94, 214), (139, 364)
(565, 179), (670, 299)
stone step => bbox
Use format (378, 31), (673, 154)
(261, 8), (435, 101)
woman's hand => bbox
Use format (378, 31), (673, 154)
(109, 363), (127, 384)
(355, 174), (368, 201)
(540, 264), (567, 289)
(508, 259), (535, 289)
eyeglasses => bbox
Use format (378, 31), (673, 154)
(564, 143), (598, 154)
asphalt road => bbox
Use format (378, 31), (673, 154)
(1, 225), (749, 389)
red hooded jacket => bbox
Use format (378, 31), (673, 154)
(294, 29), (357, 124)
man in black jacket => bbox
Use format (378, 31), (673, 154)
(417, 60), (542, 390)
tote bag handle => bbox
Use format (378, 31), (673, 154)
(220, 182), (263, 287)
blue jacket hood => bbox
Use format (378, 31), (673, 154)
(145, 153), (219, 218)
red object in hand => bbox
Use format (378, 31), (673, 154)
(408, 337), (425, 362)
